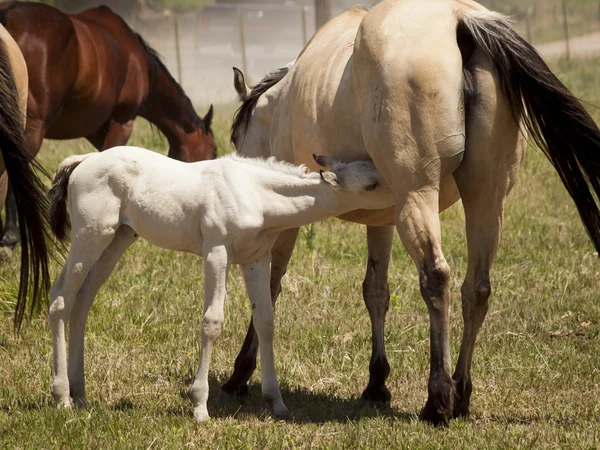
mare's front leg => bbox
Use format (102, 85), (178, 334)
(189, 244), (231, 422)
(241, 253), (291, 420)
(361, 225), (394, 404)
(220, 228), (299, 400)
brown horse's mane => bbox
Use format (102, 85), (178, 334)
(135, 33), (204, 129)
(230, 64), (290, 142)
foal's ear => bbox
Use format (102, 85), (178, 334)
(313, 154), (339, 171)
(319, 170), (341, 189)
(233, 67), (250, 102)
(203, 104), (214, 129)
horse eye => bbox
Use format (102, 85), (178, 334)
(366, 182), (378, 191)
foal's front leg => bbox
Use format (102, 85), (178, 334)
(241, 253), (291, 420)
(189, 244), (231, 422)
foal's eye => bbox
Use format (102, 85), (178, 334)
(365, 182), (378, 191)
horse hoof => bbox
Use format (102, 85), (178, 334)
(419, 399), (451, 427)
(194, 406), (210, 422)
(216, 389), (240, 406)
(0, 246), (12, 263)
(273, 405), (293, 421)
(360, 385), (392, 406)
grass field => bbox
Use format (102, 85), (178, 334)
(0, 57), (599, 448)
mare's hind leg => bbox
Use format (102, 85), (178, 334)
(220, 227), (299, 400)
(68, 226), (138, 407)
(49, 227), (116, 407)
(452, 50), (526, 418)
(361, 225), (394, 404)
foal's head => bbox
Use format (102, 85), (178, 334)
(313, 154), (393, 209)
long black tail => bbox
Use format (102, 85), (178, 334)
(0, 38), (52, 330)
(459, 11), (600, 253)
(458, 12), (600, 252)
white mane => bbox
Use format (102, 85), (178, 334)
(223, 154), (320, 180)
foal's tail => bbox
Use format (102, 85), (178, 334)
(49, 154), (94, 242)
(458, 10), (600, 253)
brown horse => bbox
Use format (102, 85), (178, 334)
(0, 1), (217, 253)
(0, 22), (51, 330)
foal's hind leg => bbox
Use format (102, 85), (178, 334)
(452, 51), (526, 418)
(68, 226), (138, 407)
(361, 225), (394, 404)
(220, 227), (299, 400)
(49, 228), (116, 407)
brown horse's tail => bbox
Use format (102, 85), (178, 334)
(0, 38), (52, 330)
(48, 154), (94, 242)
(458, 10), (600, 254)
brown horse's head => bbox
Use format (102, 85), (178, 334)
(138, 36), (217, 162)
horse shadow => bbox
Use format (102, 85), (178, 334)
(163, 374), (415, 424)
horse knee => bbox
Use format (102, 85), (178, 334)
(202, 314), (223, 341)
(461, 274), (491, 315)
(419, 259), (451, 313)
(49, 296), (69, 325)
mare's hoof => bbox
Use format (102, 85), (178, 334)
(360, 385), (392, 406)
(419, 399), (451, 427)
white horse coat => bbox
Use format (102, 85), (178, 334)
(47, 146), (394, 421)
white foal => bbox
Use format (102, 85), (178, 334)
(47, 146), (394, 421)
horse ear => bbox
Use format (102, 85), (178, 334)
(313, 154), (339, 171)
(233, 67), (250, 101)
(319, 170), (341, 189)
(203, 104), (214, 129)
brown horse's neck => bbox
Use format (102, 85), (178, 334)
(140, 69), (199, 158)
(138, 44), (215, 161)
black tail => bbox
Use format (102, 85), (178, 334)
(459, 11), (600, 253)
(0, 38), (52, 330)
(48, 153), (93, 242)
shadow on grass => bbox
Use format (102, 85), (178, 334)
(165, 374), (415, 424)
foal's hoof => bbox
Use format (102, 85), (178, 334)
(360, 385), (392, 406)
(193, 406), (210, 422)
(419, 399), (451, 427)
(273, 406), (293, 421)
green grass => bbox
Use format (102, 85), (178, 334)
(0, 58), (599, 448)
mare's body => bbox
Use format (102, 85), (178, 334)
(227, 0), (600, 425)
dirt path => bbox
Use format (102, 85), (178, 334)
(536, 31), (600, 59)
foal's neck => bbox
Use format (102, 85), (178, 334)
(260, 175), (346, 231)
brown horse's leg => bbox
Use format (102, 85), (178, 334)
(220, 227), (299, 401)
(86, 119), (134, 151)
(451, 51), (526, 418)
(361, 225), (394, 404)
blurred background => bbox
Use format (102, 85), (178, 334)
(34, 0), (600, 105)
